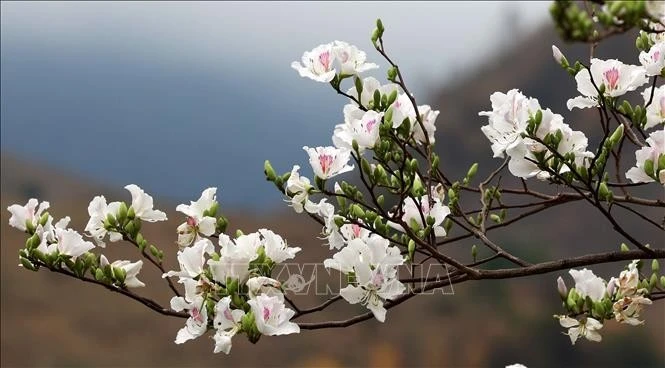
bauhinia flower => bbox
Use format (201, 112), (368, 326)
(258, 228), (301, 264)
(38, 228), (95, 260)
(567, 58), (648, 110)
(325, 236), (405, 322)
(613, 295), (653, 326)
(307, 198), (346, 249)
(412, 105), (439, 145)
(391, 194), (451, 237)
(291, 41), (377, 83)
(291, 43), (336, 83)
(643, 85), (665, 130)
(213, 296), (245, 354)
(615, 260), (640, 297)
(7, 198), (49, 232)
(639, 41), (665, 77)
(303, 146), (354, 180)
(247, 294), (300, 336)
(569, 268), (606, 302)
(208, 233), (261, 283)
(332, 40), (379, 75)
(84, 196), (122, 247)
(479, 89), (541, 158)
(164, 238), (215, 280)
(175, 188), (218, 247)
(346, 76), (398, 108)
(101, 255), (146, 288)
(557, 316), (603, 344)
(125, 184), (168, 222)
(246, 276), (284, 300)
(170, 294), (208, 344)
(625, 128), (665, 184)
(285, 165), (314, 213)
(333, 106), (383, 152)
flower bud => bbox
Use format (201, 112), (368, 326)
(471, 245), (477, 262)
(39, 212), (50, 227)
(606, 277), (617, 297)
(557, 276), (568, 299)
(117, 202), (128, 223)
(466, 163), (478, 183)
(264, 160), (277, 181)
(551, 45), (569, 67)
(609, 124), (624, 147)
(652, 259), (660, 273)
(620, 243), (630, 252)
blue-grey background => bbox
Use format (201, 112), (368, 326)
(1, 1), (548, 209)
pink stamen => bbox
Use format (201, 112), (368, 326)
(319, 154), (334, 175)
(319, 51), (331, 71)
(603, 68), (620, 91)
(186, 217), (197, 227)
(365, 119), (377, 133)
(263, 307), (271, 321)
(191, 307), (203, 323)
(352, 224), (362, 238)
(372, 271), (384, 287)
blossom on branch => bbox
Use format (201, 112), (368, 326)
(625, 128), (665, 184)
(303, 146), (354, 180)
(567, 59), (648, 110)
(175, 187), (218, 248)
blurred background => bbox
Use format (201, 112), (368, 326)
(1, 1), (663, 367)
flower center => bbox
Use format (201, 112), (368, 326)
(223, 309), (233, 321)
(603, 68), (620, 91)
(318, 154), (334, 175)
(653, 50), (661, 62)
(191, 307), (203, 323)
(319, 51), (331, 71)
(186, 216), (197, 227)
(263, 306), (271, 321)
(352, 224), (362, 238)
(365, 119), (377, 133)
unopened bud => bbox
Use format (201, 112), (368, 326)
(557, 276), (568, 299)
(552, 45), (569, 67)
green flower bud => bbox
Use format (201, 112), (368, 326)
(351, 204), (365, 219)
(407, 240), (415, 261)
(598, 182), (612, 202)
(660, 275), (665, 288)
(377, 194), (385, 207)
(649, 273), (658, 290)
(126, 206), (136, 220)
(353, 75), (363, 97)
(466, 163), (478, 183)
(94, 268), (106, 282)
(217, 216), (229, 233)
(39, 212), (50, 227)
(20, 257), (37, 271)
(387, 67), (397, 82)
(620, 243), (630, 252)
(113, 267), (127, 284)
(609, 124), (624, 147)
(652, 259), (660, 273)
(471, 244), (477, 262)
(264, 160), (277, 181)
(490, 214), (502, 223)
(117, 202), (128, 223)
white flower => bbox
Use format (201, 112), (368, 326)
(325, 236), (405, 322)
(291, 43), (336, 83)
(616, 260), (640, 297)
(505, 109), (593, 179)
(643, 85), (665, 130)
(639, 42), (665, 77)
(303, 146), (354, 180)
(569, 269), (606, 302)
(391, 195), (451, 237)
(307, 198), (346, 249)
(163, 238), (214, 280)
(557, 316), (603, 345)
(84, 195), (122, 247)
(333, 40), (378, 75)
(110, 259), (145, 288)
(332, 106), (383, 152)
(613, 295), (653, 326)
(346, 76), (398, 108)
(339, 223), (370, 243)
(258, 228), (301, 264)
(7, 198), (50, 232)
(285, 165), (313, 213)
(208, 233), (260, 283)
(567, 59), (648, 110)
(389, 93), (417, 129)
(247, 294), (300, 336)
(412, 105), (439, 145)
(479, 89), (540, 158)
(557, 276), (568, 298)
(125, 184), (167, 222)
(213, 296), (245, 354)
(626, 129), (665, 184)
(170, 294), (208, 344)
(175, 187), (218, 247)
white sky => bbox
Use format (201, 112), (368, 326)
(1, 1), (551, 90)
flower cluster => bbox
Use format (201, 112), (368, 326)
(479, 89), (594, 180)
(163, 220), (301, 354)
(554, 259), (660, 345)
